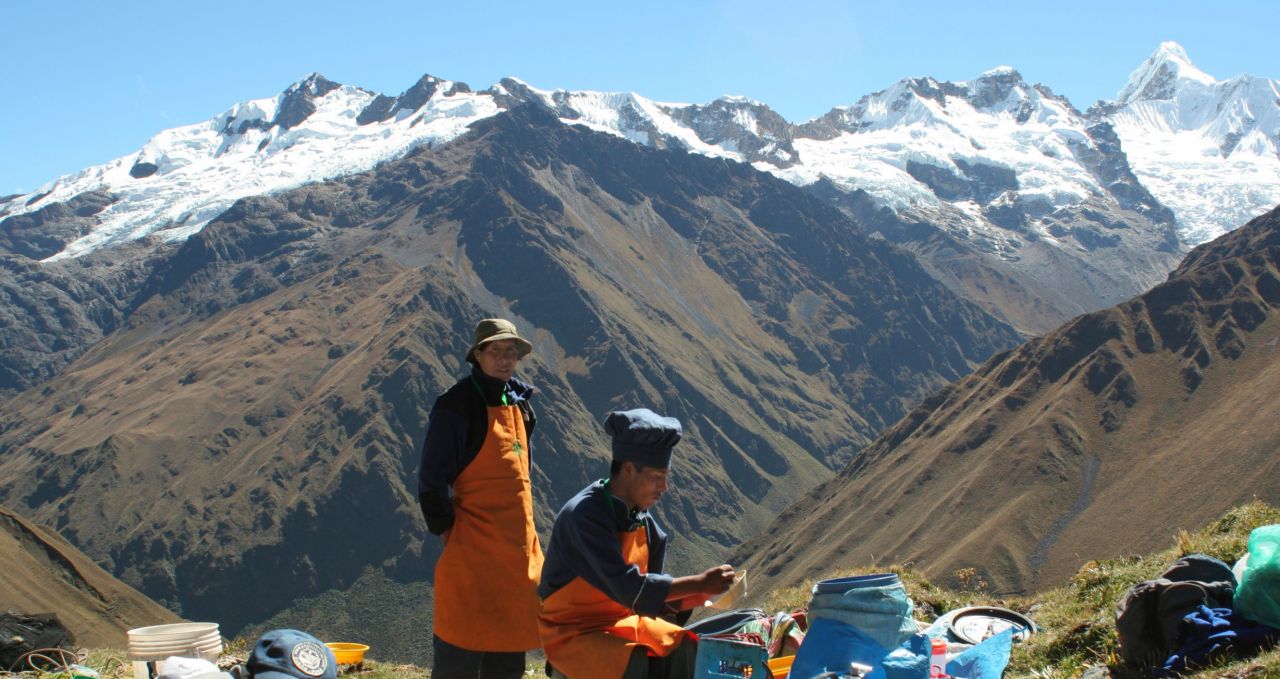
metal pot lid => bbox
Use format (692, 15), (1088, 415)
(945, 606), (1036, 645)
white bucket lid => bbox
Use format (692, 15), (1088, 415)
(128, 639), (222, 662)
(129, 641), (222, 654)
(129, 630), (221, 645)
(130, 634), (222, 651)
(129, 637), (222, 650)
(130, 634), (221, 646)
(128, 623), (220, 641)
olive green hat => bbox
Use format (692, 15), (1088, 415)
(465, 318), (533, 364)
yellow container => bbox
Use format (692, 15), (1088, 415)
(766, 655), (794, 678)
(325, 642), (369, 664)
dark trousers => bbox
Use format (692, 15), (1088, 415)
(431, 634), (526, 679)
(547, 639), (697, 679)
(619, 641), (697, 679)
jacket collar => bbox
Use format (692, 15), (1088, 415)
(598, 479), (646, 531)
(468, 365), (534, 405)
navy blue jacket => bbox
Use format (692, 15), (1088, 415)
(537, 480), (673, 617)
(416, 365), (536, 535)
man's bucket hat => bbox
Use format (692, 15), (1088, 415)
(465, 318), (532, 364)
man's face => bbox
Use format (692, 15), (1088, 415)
(475, 339), (520, 381)
(620, 463), (669, 511)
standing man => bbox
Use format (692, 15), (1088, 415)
(418, 318), (543, 679)
(537, 408), (736, 679)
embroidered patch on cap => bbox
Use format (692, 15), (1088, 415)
(290, 640), (330, 677)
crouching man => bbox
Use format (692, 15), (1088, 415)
(537, 408), (736, 679)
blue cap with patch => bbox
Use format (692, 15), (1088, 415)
(248, 629), (336, 679)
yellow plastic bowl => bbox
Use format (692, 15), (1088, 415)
(325, 642), (370, 664)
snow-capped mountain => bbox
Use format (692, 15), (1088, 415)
(2, 43), (1274, 280)
(0, 74), (501, 260)
(1099, 41), (1280, 244)
(498, 44), (1276, 253)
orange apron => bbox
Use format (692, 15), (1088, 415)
(538, 522), (694, 679)
(433, 394), (544, 652)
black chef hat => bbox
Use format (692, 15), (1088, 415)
(604, 408), (682, 469)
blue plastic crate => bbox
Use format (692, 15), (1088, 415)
(693, 637), (768, 678)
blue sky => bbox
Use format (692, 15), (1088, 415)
(3, 0), (1276, 195)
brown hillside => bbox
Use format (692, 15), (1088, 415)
(0, 506), (179, 648)
(733, 204), (1280, 598)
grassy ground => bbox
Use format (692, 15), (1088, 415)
(1000, 499), (1280, 678)
(0, 641), (546, 679)
(755, 500), (1280, 678)
(7, 501), (1277, 678)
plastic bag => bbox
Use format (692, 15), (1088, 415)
(948, 629), (1013, 679)
(1234, 524), (1280, 629)
(881, 630), (1013, 679)
(790, 617), (890, 679)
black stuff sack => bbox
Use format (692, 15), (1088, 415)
(0, 612), (77, 672)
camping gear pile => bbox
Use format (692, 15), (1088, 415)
(1116, 526), (1280, 675)
(119, 627), (364, 679)
(16, 527), (1279, 678)
(689, 572), (1033, 679)
(0, 616), (365, 679)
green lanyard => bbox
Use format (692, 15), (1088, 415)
(601, 479), (642, 530)
(470, 375), (519, 454)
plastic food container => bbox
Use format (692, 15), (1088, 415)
(766, 655), (794, 678)
(325, 642), (370, 664)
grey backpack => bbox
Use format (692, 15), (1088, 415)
(1114, 554), (1236, 665)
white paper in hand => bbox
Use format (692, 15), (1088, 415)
(705, 569), (747, 610)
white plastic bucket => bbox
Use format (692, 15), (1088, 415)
(127, 623), (222, 679)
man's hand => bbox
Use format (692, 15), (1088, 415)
(666, 564), (738, 608)
(698, 564), (736, 595)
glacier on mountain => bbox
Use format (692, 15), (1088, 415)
(3, 74), (501, 261)
(1102, 42), (1280, 244)
(0, 42), (1275, 263)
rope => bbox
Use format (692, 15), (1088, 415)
(2, 646), (82, 674)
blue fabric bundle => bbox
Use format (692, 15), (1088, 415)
(1158, 605), (1280, 676)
